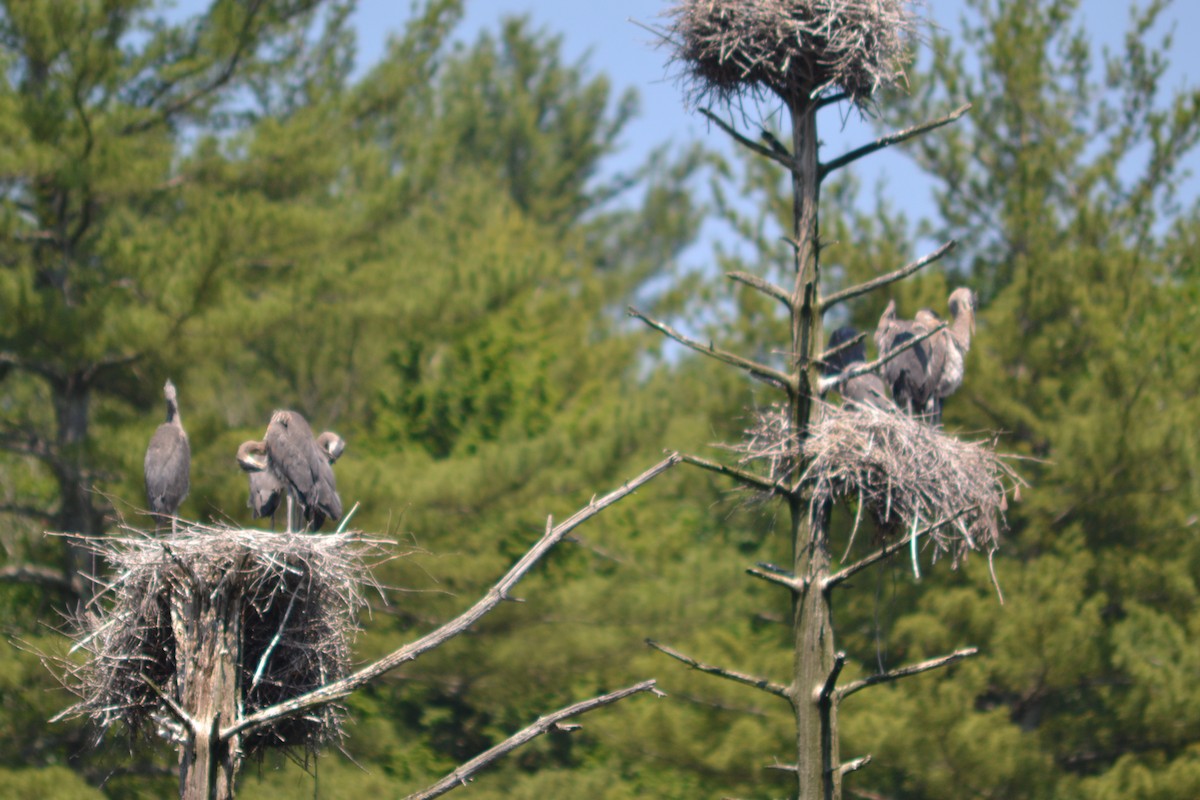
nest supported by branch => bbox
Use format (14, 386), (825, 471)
(55, 524), (386, 756)
(661, 0), (924, 107)
(735, 403), (1022, 567)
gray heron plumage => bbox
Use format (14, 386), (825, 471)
(918, 287), (976, 423)
(263, 410), (343, 532)
(874, 299), (935, 416)
(824, 326), (894, 410)
(144, 379), (190, 532)
(237, 440), (284, 527)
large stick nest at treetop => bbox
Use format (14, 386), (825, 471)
(661, 0), (923, 107)
(735, 403), (1022, 567)
(54, 525), (386, 756)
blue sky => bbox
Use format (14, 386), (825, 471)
(349, 0), (1200, 238)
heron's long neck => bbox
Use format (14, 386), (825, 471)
(167, 400), (181, 426)
(950, 313), (973, 352)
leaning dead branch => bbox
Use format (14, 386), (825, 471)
(820, 103), (972, 178)
(835, 647), (978, 700)
(647, 639), (791, 700)
(628, 306), (796, 390)
(820, 239), (957, 312)
(225, 455), (681, 742)
(406, 681), (663, 800)
(659, 0), (925, 107)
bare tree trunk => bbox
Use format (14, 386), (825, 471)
(786, 96), (839, 800)
(172, 571), (243, 800)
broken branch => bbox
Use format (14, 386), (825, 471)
(820, 240), (957, 313)
(823, 506), (978, 590)
(679, 452), (791, 496)
(405, 680), (661, 800)
(820, 103), (972, 179)
(836, 648), (978, 701)
(646, 639), (790, 700)
(728, 271), (793, 311)
(700, 108), (796, 172)
(629, 307), (796, 391)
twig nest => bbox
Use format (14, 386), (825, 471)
(662, 0), (924, 106)
(801, 403), (1021, 565)
(56, 525), (385, 756)
(733, 402), (1022, 567)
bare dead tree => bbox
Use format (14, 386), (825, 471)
(55, 456), (678, 799)
(635, 3), (1018, 798)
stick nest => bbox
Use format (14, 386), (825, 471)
(736, 403), (1022, 566)
(661, 0), (924, 107)
(55, 524), (385, 756)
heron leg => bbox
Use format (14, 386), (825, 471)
(285, 494), (295, 534)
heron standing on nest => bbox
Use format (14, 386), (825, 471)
(916, 287), (977, 424)
(144, 379), (190, 533)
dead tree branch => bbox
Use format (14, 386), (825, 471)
(822, 506), (978, 590)
(835, 648), (978, 701)
(728, 271), (793, 311)
(629, 307), (796, 391)
(746, 565), (807, 593)
(646, 639), (790, 700)
(820, 104), (972, 179)
(679, 452), (791, 496)
(839, 755), (872, 776)
(700, 108), (796, 172)
(223, 455), (680, 742)
(820, 241), (957, 313)
(816, 330), (867, 369)
(405, 681), (662, 800)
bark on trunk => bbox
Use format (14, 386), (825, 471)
(787, 97), (839, 800)
(173, 571), (244, 800)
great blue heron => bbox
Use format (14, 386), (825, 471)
(917, 287), (976, 423)
(238, 430), (344, 530)
(317, 431), (346, 464)
(262, 410), (343, 532)
(824, 326), (894, 410)
(144, 379), (190, 532)
(874, 299), (936, 416)
(236, 440), (284, 527)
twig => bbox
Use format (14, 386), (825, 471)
(250, 577), (301, 692)
(746, 566), (806, 593)
(820, 241), (957, 312)
(820, 103), (972, 179)
(838, 754), (872, 776)
(823, 506), (978, 590)
(138, 672), (197, 738)
(679, 452), (792, 496)
(728, 271), (792, 311)
(223, 456), (680, 741)
(818, 323), (947, 394)
(629, 307), (796, 391)
(817, 330), (867, 369)
(835, 648), (978, 701)
(646, 639), (790, 700)
(699, 108), (796, 172)
(405, 680), (661, 800)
